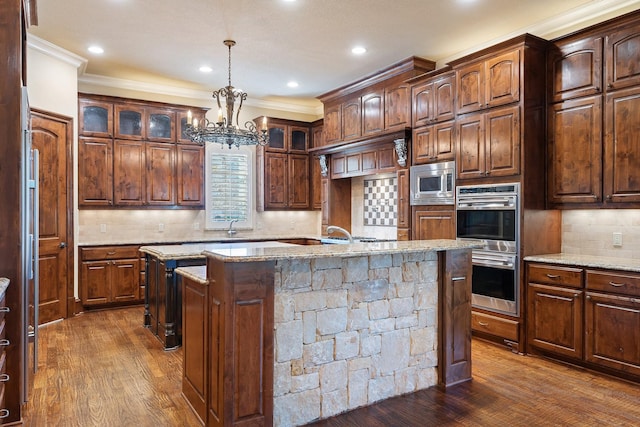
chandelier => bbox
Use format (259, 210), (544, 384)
(184, 40), (269, 148)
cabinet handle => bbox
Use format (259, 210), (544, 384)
(0, 374), (8, 382)
(586, 295), (591, 300)
(608, 281), (626, 287)
(606, 195), (612, 200)
(0, 339), (9, 347)
(478, 321), (489, 327)
(0, 409), (9, 419)
(574, 293), (580, 298)
(0, 307), (9, 313)
(545, 274), (560, 279)
(107, 251), (116, 255)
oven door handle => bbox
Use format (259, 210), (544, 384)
(472, 257), (515, 269)
(456, 198), (515, 208)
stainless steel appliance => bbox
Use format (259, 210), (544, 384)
(20, 86), (38, 404)
(456, 183), (519, 316)
(409, 161), (455, 205)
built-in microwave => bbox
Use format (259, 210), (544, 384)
(409, 161), (455, 205)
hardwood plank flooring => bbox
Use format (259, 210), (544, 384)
(22, 306), (640, 426)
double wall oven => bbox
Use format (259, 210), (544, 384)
(456, 183), (520, 316)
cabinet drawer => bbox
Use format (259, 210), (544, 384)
(81, 245), (140, 261)
(472, 311), (518, 342)
(586, 270), (640, 297)
(527, 263), (583, 288)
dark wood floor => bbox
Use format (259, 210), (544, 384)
(22, 306), (640, 426)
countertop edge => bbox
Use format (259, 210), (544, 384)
(0, 277), (9, 301)
(524, 253), (640, 273)
(175, 266), (208, 284)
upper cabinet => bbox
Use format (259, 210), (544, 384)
(78, 93), (207, 209)
(547, 14), (640, 208)
(317, 57), (436, 149)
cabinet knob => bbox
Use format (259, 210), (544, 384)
(60, 242), (67, 248)
(606, 195), (612, 200)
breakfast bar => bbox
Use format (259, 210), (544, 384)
(176, 240), (476, 427)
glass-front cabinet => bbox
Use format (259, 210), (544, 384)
(147, 108), (176, 142)
(79, 99), (113, 138)
(115, 104), (145, 140)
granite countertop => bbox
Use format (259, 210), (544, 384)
(139, 241), (299, 260)
(174, 266), (208, 284)
(524, 253), (640, 273)
(0, 277), (9, 300)
(203, 239), (479, 263)
(80, 235), (322, 247)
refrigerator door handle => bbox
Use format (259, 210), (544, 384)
(33, 148), (39, 374)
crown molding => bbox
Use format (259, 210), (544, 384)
(438, 0), (640, 66)
(27, 34), (88, 74)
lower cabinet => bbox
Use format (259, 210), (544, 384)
(526, 262), (640, 380)
(0, 290), (8, 421)
(412, 206), (455, 240)
(80, 245), (142, 306)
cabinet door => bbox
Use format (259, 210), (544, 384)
(548, 96), (602, 205)
(397, 169), (410, 229)
(115, 104), (145, 140)
(433, 74), (456, 122)
(413, 209), (455, 240)
(311, 124), (324, 149)
(111, 258), (140, 302)
(605, 24), (640, 91)
(548, 36), (603, 102)
(412, 81), (434, 127)
(78, 137), (113, 207)
(146, 142), (176, 206)
(289, 126), (309, 153)
(456, 113), (484, 179)
(604, 86), (640, 204)
(288, 154), (310, 209)
(177, 109), (206, 144)
(81, 260), (111, 305)
(266, 124), (287, 152)
(412, 126), (434, 164)
(485, 105), (520, 177)
(457, 61), (484, 114)
(113, 140), (146, 206)
(527, 283), (583, 359)
(177, 144), (204, 207)
(311, 155), (322, 210)
(362, 91), (384, 135)
(585, 292), (640, 376)
(433, 120), (456, 161)
(321, 178), (329, 226)
(264, 153), (288, 209)
(485, 49), (520, 108)
(384, 84), (410, 130)
(79, 99), (113, 138)
(342, 98), (362, 140)
(323, 104), (342, 145)
(147, 108), (176, 142)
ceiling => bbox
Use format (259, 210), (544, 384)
(28, 0), (640, 112)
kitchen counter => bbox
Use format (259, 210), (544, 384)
(192, 239), (476, 426)
(139, 240), (298, 261)
(524, 253), (640, 273)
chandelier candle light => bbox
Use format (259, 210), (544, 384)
(184, 40), (269, 148)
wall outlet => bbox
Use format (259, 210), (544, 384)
(612, 232), (623, 247)
(158, 223), (165, 232)
(100, 223), (107, 233)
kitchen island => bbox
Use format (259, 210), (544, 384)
(176, 239), (476, 427)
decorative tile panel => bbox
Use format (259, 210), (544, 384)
(363, 176), (397, 226)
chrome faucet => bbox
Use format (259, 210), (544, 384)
(227, 219), (238, 237)
(326, 225), (353, 243)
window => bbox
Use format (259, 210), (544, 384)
(205, 145), (254, 230)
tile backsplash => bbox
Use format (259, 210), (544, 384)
(363, 176), (398, 227)
(562, 210), (640, 260)
(78, 209), (321, 245)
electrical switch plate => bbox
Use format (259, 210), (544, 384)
(158, 223), (165, 232)
(100, 223), (107, 233)
(612, 232), (623, 247)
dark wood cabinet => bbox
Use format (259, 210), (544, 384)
(310, 123), (324, 210)
(397, 169), (410, 240)
(548, 36), (603, 102)
(384, 83), (411, 131)
(323, 104), (342, 146)
(456, 50), (520, 115)
(412, 72), (455, 127)
(605, 23), (640, 91)
(548, 96), (603, 205)
(361, 91), (383, 136)
(80, 246), (141, 307)
(78, 94), (206, 209)
(78, 137), (114, 206)
(456, 105), (520, 179)
(177, 144), (204, 206)
(113, 139), (145, 206)
(412, 120), (455, 164)
(344, 97), (363, 139)
(412, 207), (455, 240)
(146, 142), (176, 206)
(258, 117), (312, 210)
(331, 144), (397, 179)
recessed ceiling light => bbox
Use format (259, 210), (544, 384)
(287, 81), (299, 88)
(88, 45), (104, 54)
(351, 46), (367, 55)
(199, 66), (213, 72)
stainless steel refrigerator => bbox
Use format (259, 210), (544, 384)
(20, 86), (38, 404)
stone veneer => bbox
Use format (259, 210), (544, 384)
(272, 251), (439, 426)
